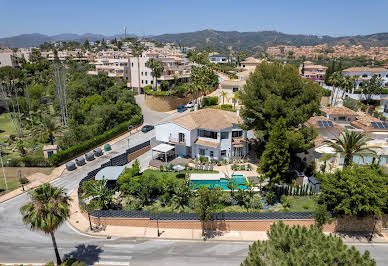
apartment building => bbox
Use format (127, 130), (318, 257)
(342, 67), (388, 89)
(209, 54), (234, 64)
(155, 109), (248, 160)
(41, 49), (91, 62)
(0, 48), (30, 67)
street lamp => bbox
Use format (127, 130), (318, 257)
(0, 143), (8, 191)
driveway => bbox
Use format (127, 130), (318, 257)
(135, 94), (171, 125)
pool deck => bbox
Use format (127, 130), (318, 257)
(189, 173), (226, 180)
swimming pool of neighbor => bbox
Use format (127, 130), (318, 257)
(190, 174), (247, 190)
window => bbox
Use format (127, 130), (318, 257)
(232, 131), (243, 138)
(221, 132), (229, 139)
(210, 151), (214, 157)
(131, 62), (133, 67)
(199, 130), (217, 139)
(386, 74), (388, 78)
(199, 149), (205, 156)
(362, 74), (368, 78)
(151, 80), (153, 84)
(141, 72), (143, 76)
(232, 87), (239, 92)
(221, 150), (226, 156)
(339, 116), (346, 121)
(141, 80), (144, 84)
(145, 80), (148, 84)
(145, 72), (147, 76)
(179, 133), (185, 143)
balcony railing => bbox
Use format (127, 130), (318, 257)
(169, 136), (185, 144)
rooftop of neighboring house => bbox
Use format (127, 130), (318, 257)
(221, 79), (246, 87)
(304, 116), (340, 130)
(320, 106), (358, 116)
(209, 54), (229, 58)
(350, 113), (388, 132)
(302, 61), (327, 70)
(342, 67), (388, 73)
(163, 108), (243, 131)
(241, 57), (262, 64)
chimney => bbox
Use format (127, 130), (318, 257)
(236, 108), (240, 117)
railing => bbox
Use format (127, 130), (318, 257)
(169, 136), (185, 144)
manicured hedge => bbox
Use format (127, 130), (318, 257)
(353, 89), (388, 94)
(322, 88), (331, 96)
(202, 96), (219, 107)
(49, 114), (142, 166)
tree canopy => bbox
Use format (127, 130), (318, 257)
(239, 62), (322, 138)
(318, 166), (388, 218)
(242, 222), (375, 266)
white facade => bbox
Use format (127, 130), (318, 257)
(155, 121), (248, 160)
(342, 67), (388, 89)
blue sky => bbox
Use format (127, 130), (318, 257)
(1, 0), (387, 38)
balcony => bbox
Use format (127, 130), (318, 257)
(169, 136), (185, 145)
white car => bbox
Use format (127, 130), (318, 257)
(186, 101), (194, 108)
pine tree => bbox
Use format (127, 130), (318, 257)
(241, 222), (375, 266)
(260, 119), (290, 186)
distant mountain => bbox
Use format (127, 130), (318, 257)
(1, 30), (388, 50)
(0, 33), (137, 48)
(151, 29), (388, 52)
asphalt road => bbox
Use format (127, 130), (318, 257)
(0, 96), (387, 265)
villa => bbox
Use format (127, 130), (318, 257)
(155, 109), (248, 160)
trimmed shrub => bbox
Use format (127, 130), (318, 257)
(144, 85), (177, 96)
(220, 104), (234, 111)
(322, 88), (331, 96)
(22, 156), (51, 167)
(202, 96), (218, 107)
(49, 115), (142, 166)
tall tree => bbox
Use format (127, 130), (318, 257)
(81, 178), (115, 210)
(220, 90), (228, 104)
(194, 186), (219, 236)
(318, 166), (388, 218)
(324, 129), (378, 167)
(328, 71), (344, 106)
(241, 222), (375, 265)
(239, 62), (321, 139)
(145, 58), (164, 90)
(259, 119), (290, 186)
(20, 184), (71, 265)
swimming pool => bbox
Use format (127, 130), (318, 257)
(191, 174), (247, 190)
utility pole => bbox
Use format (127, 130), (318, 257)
(0, 143), (8, 191)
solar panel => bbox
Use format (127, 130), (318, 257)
(317, 120), (334, 128)
(371, 122), (388, 129)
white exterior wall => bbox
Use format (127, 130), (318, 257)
(155, 122), (191, 145)
(129, 56), (154, 88)
(0, 53), (14, 67)
(343, 70), (388, 89)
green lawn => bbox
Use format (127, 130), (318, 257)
(0, 167), (54, 192)
(142, 169), (218, 179)
(0, 113), (16, 142)
(288, 196), (317, 212)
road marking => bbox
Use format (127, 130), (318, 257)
(104, 244), (135, 249)
(95, 261), (130, 265)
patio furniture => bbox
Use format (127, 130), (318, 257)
(75, 156), (86, 166)
(85, 151), (95, 161)
(209, 164), (214, 171)
(93, 147), (103, 157)
(104, 143), (112, 152)
(195, 163), (199, 170)
(199, 164), (204, 171)
(65, 161), (76, 171)
(204, 163), (209, 171)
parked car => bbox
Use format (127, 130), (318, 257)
(177, 105), (187, 113)
(141, 125), (154, 133)
(186, 101), (194, 108)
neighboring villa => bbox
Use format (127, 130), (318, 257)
(155, 109), (248, 160)
(300, 105), (388, 172)
(219, 79), (245, 105)
(342, 67), (388, 90)
(299, 61), (327, 85)
(209, 54), (234, 64)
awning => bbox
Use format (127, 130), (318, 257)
(96, 166), (126, 181)
(315, 144), (336, 154)
(152, 143), (175, 153)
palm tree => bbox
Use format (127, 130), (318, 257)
(324, 129), (379, 167)
(41, 116), (57, 145)
(129, 39), (147, 93)
(81, 178), (114, 210)
(226, 178), (238, 198)
(220, 90), (228, 104)
(232, 92), (240, 109)
(20, 184), (71, 265)
(145, 58), (164, 90)
(173, 181), (193, 210)
(328, 71), (344, 106)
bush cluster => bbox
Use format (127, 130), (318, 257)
(49, 115), (142, 166)
(202, 96), (219, 107)
(144, 85), (177, 96)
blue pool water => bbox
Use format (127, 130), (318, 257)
(191, 175), (247, 190)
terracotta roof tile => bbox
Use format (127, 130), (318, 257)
(342, 67), (388, 73)
(167, 109), (242, 131)
(194, 139), (219, 147)
(320, 106), (358, 116)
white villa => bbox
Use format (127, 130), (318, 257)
(155, 109), (248, 160)
(342, 67), (388, 90)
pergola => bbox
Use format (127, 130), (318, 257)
(151, 143), (175, 165)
